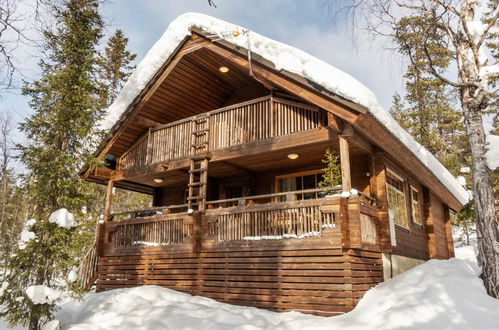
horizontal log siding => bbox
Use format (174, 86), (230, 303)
(95, 196), (383, 315)
(96, 248), (382, 316)
(118, 97), (323, 171)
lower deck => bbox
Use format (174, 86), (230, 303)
(92, 193), (382, 315)
(96, 248), (382, 316)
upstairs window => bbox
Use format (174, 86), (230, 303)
(386, 170), (408, 228)
(410, 186), (422, 225)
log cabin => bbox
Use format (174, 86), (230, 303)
(79, 13), (469, 316)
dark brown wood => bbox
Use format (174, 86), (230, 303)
(95, 247), (382, 316)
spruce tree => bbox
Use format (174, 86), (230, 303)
(0, 1), (105, 329)
(319, 148), (342, 194)
(98, 29), (137, 106)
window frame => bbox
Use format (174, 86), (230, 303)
(275, 169), (323, 201)
(410, 185), (423, 226)
(386, 168), (409, 230)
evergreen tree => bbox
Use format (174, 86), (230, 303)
(319, 148), (342, 194)
(393, 15), (469, 175)
(388, 92), (410, 131)
(0, 1), (105, 329)
(98, 29), (136, 106)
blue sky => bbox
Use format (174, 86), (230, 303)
(5, 0), (406, 145)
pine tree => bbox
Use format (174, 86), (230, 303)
(319, 148), (342, 194)
(388, 92), (410, 131)
(394, 15), (469, 175)
(0, 1), (105, 329)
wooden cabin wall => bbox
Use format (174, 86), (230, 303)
(223, 83), (269, 107)
(350, 154), (371, 195)
(154, 186), (186, 207)
(428, 193), (451, 259)
(383, 158), (430, 261)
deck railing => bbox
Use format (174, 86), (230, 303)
(118, 96), (324, 170)
(107, 213), (193, 248)
(100, 187), (383, 252)
(204, 199), (338, 242)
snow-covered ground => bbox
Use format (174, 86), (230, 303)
(1, 246), (498, 330)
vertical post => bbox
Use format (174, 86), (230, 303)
(339, 136), (351, 191)
(373, 152), (392, 251)
(423, 187), (436, 259)
(443, 205), (455, 258)
(103, 179), (114, 221)
(146, 127), (152, 164)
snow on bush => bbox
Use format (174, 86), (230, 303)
(48, 208), (77, 228)
(18, 219), (37, 250)
(52, 247), (499, 330)
(25, 285), (60, 305)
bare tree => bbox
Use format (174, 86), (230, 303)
(0, 109), (12, 226)
(0, 0), (28, 90)
(329, 0), (499, 297)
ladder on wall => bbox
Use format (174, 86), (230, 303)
(188, 115), (210, 212)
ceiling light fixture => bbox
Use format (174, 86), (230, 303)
(219, 66), (229, 73)
(287, 153), (299, 160)
(153, 178), (164, 183)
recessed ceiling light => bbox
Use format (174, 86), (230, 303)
(287, 153), (299, 160)
(219, 66), (229, 73)
(153, 178), (164, 183)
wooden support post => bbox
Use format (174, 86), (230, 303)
(339, 136), (351, 191)
(340, 197), (350, 248)
(443, 205), (455, 258)
(192, 212), (202, 253)
(103, 179), (114, 221)
(373, 153), (392, 252)
(422, 187), (437, 259)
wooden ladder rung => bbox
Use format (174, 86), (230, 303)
(190, 154), (210, 161)
(188, 182), (206, 187)
(189, 168), (206, 173)
(187, 195), (205, 201)
(191, 142), (208, 147)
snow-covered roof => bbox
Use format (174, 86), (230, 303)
(102, 12), (469, 206)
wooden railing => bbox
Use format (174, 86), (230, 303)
(205, 199), (338, 242)
(101, 189), (378, 252)
(118, 96), (324, 170)
(107, 213), (192, 248)
(76, 240), (99, 290)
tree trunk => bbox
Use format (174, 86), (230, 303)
(461, 99), (499, 297)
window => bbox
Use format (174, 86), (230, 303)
(386, 170), (408, 228)
(277, 171), (323, 201)
(225, 186), (243, 206)
(410, 186), (422, 225)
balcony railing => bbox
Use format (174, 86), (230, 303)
(118, 96), (325, 170)
(98, 188), (378, 255)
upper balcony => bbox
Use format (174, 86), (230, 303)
(117, 95), (326, 171)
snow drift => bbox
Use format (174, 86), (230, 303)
(53, 247), (499, 330)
